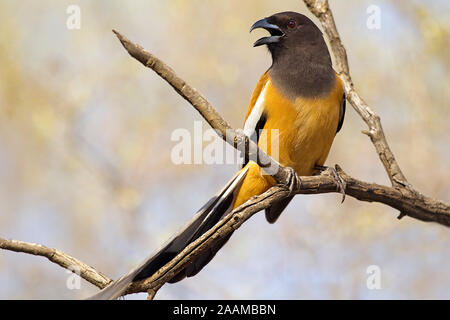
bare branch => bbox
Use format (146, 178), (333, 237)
(0, 237), (112, 289)
(303, 0), (409, 188)
(112, 29), (292, 184)
(125, 185), (291, 295)
(122, 168), (449, 296)
(112, 30), (232, 139)
(2, 169), (448, 298)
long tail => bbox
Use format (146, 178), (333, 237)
(87, 167), (249, 300)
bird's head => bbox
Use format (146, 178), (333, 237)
(250, 12), (329, 65)
(250, 11), (335, 98)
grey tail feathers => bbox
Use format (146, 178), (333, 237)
(86, 167), (249, 300)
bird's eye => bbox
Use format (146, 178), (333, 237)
(287, 20), (296, 29)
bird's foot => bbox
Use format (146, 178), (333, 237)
(282, 167), (301, 197)
(315, 165), (347, 203)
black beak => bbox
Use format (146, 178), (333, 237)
(250, 18), (284, 47)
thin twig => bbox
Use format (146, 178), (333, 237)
(0, 237), (112, 289)
(112, 29), (291, 184)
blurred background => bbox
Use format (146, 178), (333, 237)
(0, 0), (448, 299)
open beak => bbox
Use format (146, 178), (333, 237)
(250, 18), (284, 47)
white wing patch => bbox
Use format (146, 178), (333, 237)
(243, 81), (269, 138)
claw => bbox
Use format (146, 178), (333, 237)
(283, 167), (301, 196)
(315, 165), (346, 203)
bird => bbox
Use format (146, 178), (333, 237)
(88, 11), (346, 300)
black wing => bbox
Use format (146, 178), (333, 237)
(336, 93), (346, 134)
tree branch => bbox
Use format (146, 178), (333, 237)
(125, 185), (291, 296)
(111, 29), (292, 184)
(111, 29), (449, 226)
(122, 168), (450, 296)
(0, 237), (112, 289)
(303, 0), (409, 188)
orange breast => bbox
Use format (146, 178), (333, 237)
(257, 76), (343, 176)
(234, 74), (344, 210)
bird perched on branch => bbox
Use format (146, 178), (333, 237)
(89, 11), (346, 300)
